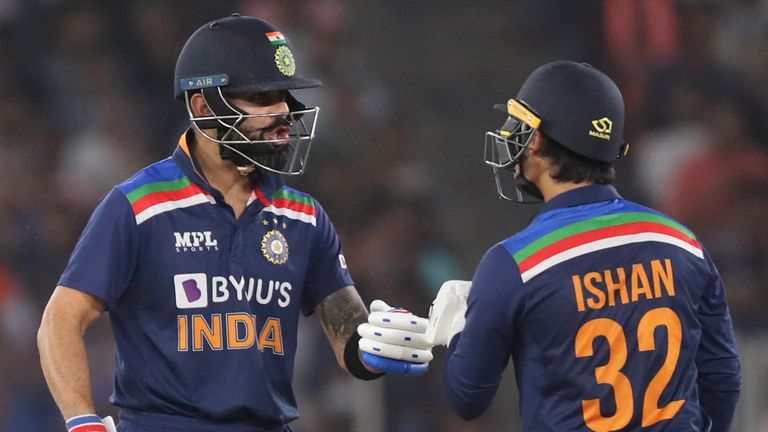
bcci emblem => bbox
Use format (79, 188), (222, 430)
(274, 46), (296, 77)
(261, 230), (289, 265)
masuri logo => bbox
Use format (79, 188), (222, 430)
(589, 117), (613, 140)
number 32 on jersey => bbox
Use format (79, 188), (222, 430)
(575, 307), (684, 431)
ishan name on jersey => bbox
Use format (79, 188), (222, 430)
(572, 258), (674, 312)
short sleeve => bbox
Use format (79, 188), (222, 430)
(300, 202), (354, 315)
(58, 188), (138, 306)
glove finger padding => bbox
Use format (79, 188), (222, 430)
(369, 299), (393, 313)
(358, 323), (432, 349)
(357, 299), (434, 373)
(359, 337), (434, 362)
(361, 353), (429, 376)
(367, 310), (429, 333)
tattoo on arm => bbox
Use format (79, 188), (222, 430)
(317, 286), (368, 343)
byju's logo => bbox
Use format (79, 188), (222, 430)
(173, 231), (219, 252)
(174, 273), (208, 308)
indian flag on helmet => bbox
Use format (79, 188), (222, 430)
(266, 31), (286, 46)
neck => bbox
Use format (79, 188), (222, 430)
(534, 170), (592, 202)
(541, 180), (592, 202)
(523, 153), (593, 202)
(190, 130), (253, 193)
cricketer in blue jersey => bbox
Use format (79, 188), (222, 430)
(37, 15), (430, 432)
(432, 62), (741, 431)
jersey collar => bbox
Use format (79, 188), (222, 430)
(171, 130), (284, 200)
(535, 184), (622, 217)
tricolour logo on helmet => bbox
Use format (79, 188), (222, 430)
(589, 117), (612, 140)
(265, 31), (286, 46)
(274, 46), (296, 77)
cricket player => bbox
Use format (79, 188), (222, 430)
(37, 15), (428, 432)
(430, 61), (742, 431)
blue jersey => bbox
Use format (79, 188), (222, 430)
(444, 185), (741, 431)
(59, 132), (354, 432)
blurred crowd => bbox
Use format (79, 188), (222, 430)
(0, 0), (767, 431)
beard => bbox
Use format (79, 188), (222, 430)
(220, 142), (290, 171)
(514, 153), (544, 200)
(218, 122), (291, 171)
(515, 173), (544, 200)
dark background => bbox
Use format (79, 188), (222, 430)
(1, 0), (767, 430)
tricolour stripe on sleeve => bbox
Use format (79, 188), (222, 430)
(262, 187), (317, 225)
(124, 176), (213, 225)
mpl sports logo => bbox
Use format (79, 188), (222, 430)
(173, 231), (219, 252)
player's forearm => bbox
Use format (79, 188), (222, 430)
(443, 334), (499, 420)
(316, 286), (370, 369)
(698, 367), (741, 432)
(38, 312), (98, 419)
(700, 387), (740, 432)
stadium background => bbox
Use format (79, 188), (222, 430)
(0, 0), (767, 430)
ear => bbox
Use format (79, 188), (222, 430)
(189, 93), (213, 118)
(527, 130), (545, 156)
(525, 131), (552, 175)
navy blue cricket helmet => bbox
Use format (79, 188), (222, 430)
(484, 61), (628, 201)
(175, 14), (322, 175)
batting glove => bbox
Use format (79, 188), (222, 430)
(425, 280), (471, 347)
(357, 300), (432, 375)
(66, 415), (117, 432)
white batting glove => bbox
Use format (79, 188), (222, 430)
(426, 280), (472, 347)
(357, 300), (433, 375)
(102, 416), (117, 432)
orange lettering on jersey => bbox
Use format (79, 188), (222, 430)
(584, 272), (606, 310)
(258, 317), (284, 355)
(652, 259), (675, 298)
(192, 314), (223, 351)
(573, 275), (586, 312)
(178, 315), (188, 351)
(631, 264), (653, 302)
(604, 267), (629, 307)
(227, 313), (257, 349)
(573, 259), (676, 312)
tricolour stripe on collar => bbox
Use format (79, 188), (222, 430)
(507, 211), (702, 283)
